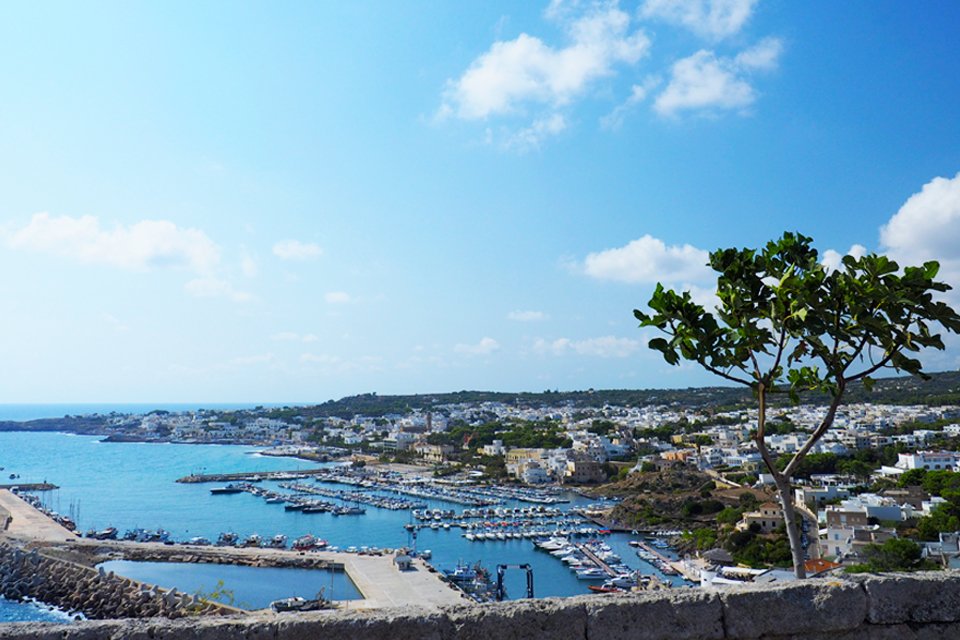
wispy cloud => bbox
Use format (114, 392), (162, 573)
(640, 0), (759, 40)
(324, 291), (353, 304)
(102, 313), (130, 332)
(7, 213), (220, 272)
(600, 76), (660, 129)
(6, 212), (255, 303)
(271, 332), (319, 343)
(184, 277), (254, 303)
(508, 310), (548, 322)
(534, 335), (641, 358)
(230, 353), (275, 366)
(273, 239), (323, 261)
(240, 249), (258, 278)
(505, 114), (568, 151)
(454, 337), (501, 356)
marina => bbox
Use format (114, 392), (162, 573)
(0, 432), (691, 615)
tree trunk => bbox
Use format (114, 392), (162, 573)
(775, 475), (807, 579)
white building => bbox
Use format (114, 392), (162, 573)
(896, 451), (960, 472)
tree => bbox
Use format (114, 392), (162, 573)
(846, 538), (934, 573)
(636, 232), (960, 577)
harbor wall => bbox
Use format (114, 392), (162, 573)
(0, 542), (236, 620)
(3, 570), (960, 638)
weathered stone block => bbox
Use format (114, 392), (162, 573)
(0, 622), (67, 640)
(144, 616), (278, 640)
(856, 572), (960, 624)
(444, 597), (585, 640)
(277, 608), (453, 640)
(582, 590), (723, 640)
(759, 623), (916, 640)
(911, 621), (960, 640)
(62, 620), (135, 639)
(720, 580), (867, 638)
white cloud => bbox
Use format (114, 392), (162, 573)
(272, 239), (323, 261)
(324, 291), (353, 304)
(654, 39), (782, 116)
(184, 277), (253, 303)
(600, 76), (661, 129)
(821, 244), (867, 273)
(440, 1), (649, 145)
(583, 234), (711, 283)
(454, 337), (501, 356)
(534, 335), (641, 357)
(881, 172), (960, 264)
(508, 310), (548, 322)
(880, 171), (960, 291)
(300, 353), (385, 373)
(735, 37), (783, 71)
(640, 0), (758, 40)
(7, 213), (220, 272)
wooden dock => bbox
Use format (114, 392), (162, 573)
(635, 540), (698, 582)
(575, 543), (618, 577)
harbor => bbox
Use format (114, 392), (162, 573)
(0, 488), (468, 612)
(0, 431), (691, 618)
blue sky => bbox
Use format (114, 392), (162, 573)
(2, 0), (960, 403)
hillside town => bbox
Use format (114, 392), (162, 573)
(17, 393), (960, 578)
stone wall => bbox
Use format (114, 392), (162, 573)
(0, 542), (235, 620)
(2, 570), (960, 639)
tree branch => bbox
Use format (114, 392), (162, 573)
(702, 363), (752, 387)
(783, 381), (846, 478)
(754, 382), (783, 483)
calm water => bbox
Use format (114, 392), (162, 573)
(0, 432), (685, 621)
(96, 561), (361, 609)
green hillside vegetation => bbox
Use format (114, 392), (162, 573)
(593, 464), (793, 568)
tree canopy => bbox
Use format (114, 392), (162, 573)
(636, 232), (960, 577)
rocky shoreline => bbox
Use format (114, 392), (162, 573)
(0, 541), (236, 620)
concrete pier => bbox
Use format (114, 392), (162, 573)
(0, 489), (468, 612)
(0, 490), (77, 543)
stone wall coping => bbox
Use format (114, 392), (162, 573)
(2, 571), (960, 639)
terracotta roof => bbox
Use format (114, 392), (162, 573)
(804, 558), (841, 575)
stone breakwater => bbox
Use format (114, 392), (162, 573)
(106, 543), (344, 571)
(3, 571), (960, 639)
(0, 542), (235, 620)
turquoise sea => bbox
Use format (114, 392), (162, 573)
(0, 431), (685, 622)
